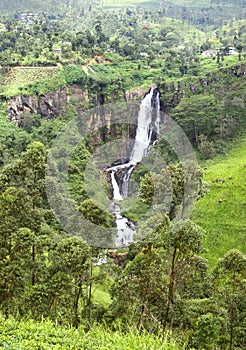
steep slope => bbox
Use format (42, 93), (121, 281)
(193, 136), (246, 266)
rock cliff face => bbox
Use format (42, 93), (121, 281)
(7, 63), (245, 126)
(7, 84), (149, 126)
(7, 85), (90, 126)
(159, 64), (246, 111)
(125, 87), (145, 102)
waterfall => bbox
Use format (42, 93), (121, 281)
(107, 87), (161, 247)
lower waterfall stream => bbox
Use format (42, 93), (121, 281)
(107, 87), (161, 247)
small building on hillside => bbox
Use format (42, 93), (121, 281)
(140, 52), (149, 58)
(105, 47), (116, 53)
(0, 23), (6, 31)
(227, 47), (238, 55)
(201, 50), (218, 57)
(53, 48), (62, 56)
(19, 12), (39, 26)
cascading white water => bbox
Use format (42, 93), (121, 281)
(108, 87), (160, 247)
(131, 87), (159, 163)
(110, 171), (122, 201)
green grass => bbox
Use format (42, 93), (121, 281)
(0, 317), (184, 350)
(2, 66), (59, 97)
(3, 66), (59, 86)
(92, 266), (113, 307)
(198, 55), (242, 75)
(193, 136), (246, 267)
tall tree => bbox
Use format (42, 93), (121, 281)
(212, 249), (246, 350)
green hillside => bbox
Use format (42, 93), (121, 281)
(0, 0), (99, 15)
(0, 0), (245, 347)
(1, 0), (245, 24)
(193, 136), (246, 266)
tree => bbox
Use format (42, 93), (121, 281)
(191, 312), (221, 350)
(20, 112), (42, 133)
(110, 243), (166, 332)
(110, 221), (207, 334)
(0, 186), (38, 316)
(138, 162), (203, 222)
(0, 227), (37, 317)
(160, 221), (206, 331)
(79, 199), (115, 228)
(212, 250), (246, 350)
(0, 141), (51, 317)
(47, 237), (91, 327)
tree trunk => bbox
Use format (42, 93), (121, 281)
(229, 301), (234, 350)
(32, 245), (36, 285)
(74, 277), (83, 328)
(229, 273), (236, 350)
(162, 247), (177, 332)
(87, 255), (93, 326)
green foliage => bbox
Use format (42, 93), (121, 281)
(43, 237), (92, 326)
(193, 136), (246, 266)
(211, 250), (246, 349)
(68, 142), (91, 203)
(32, 118), (65, 146)
(0, 226), (38, 316)
(20, 112), (42, 133)
(0, 4), (245, 347)
(0, 111), (31, 166)
(0, 143), (102, 326)
(80, 199), (115, 228)
(62, 65), (87, 85)
(0, 317), (185, 349)
(3, 67), (59, 89)
(191, 313), (221, 349)
(2, 65), (87, 98)
(124, 161), (203, 226)
(110, 221), (207, 332)
(171, 95), (221, 144)
(159, 62), (246, 157)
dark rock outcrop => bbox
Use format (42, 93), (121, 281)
(159, 63), (246, 111)
(7, 85), (90, 125)
(7, 84), (152, 126)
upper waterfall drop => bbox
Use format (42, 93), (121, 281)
(107, 86), (161, 247)
(108, 86), (161, 201)
(130, 87), (159, 164)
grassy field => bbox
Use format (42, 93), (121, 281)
(198, 55), (241, 75)
(1, 66), (60, 98)
(193, 135), (246, 267)
(3, 66), (59, 86)
(2, 66), (59, 96)
(0, 317), (184, 350)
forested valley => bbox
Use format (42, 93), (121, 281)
(0, 0), (245, 349)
